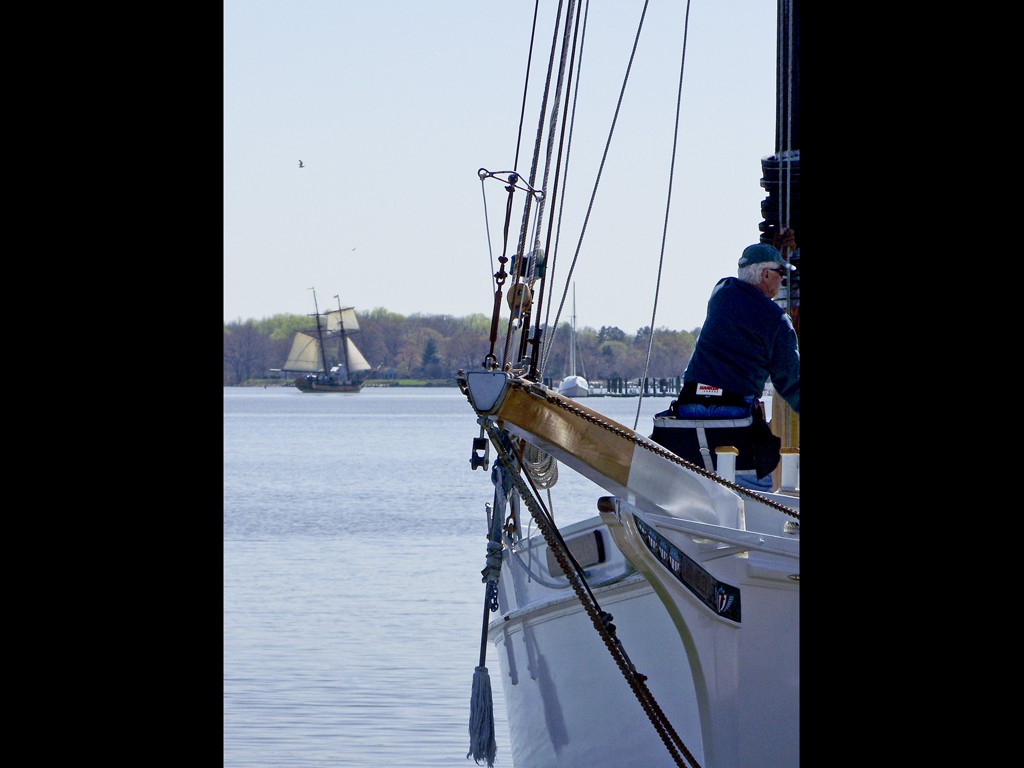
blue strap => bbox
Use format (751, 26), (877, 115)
(676, 401), (751, 419)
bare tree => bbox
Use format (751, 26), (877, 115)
(224, 322), (274, 385)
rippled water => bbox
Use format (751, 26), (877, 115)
(223, 386), (688, 766)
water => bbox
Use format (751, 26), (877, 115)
(223, 386), (707, 766)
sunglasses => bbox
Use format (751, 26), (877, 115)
(767, 267), (788, 276)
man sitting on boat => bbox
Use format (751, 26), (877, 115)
(651, 229), (799, 491)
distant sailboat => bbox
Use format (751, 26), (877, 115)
(558, 284), (589, 398)
(281, 288), (374, 393)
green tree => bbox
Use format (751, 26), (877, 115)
(224, 308), (694, 385)
(421, 337), (446, 378)
(598, 326), (627, 344)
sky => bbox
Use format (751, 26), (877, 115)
(224, 0), (779, 335)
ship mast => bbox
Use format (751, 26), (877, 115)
(569, 284), (577, 378)
(335, 295), (351, 380)
(310, 287), (330, 375)
(761, 0), (799, 485)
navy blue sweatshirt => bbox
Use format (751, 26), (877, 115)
(682, 277), (800, 413)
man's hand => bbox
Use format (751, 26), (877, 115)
(773, 227), (797, 252)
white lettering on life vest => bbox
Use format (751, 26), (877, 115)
(695, 383), (724, 396)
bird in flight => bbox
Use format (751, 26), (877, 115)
(298, 160), (304, 168)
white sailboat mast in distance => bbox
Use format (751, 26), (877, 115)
(558, 283), (590, 398)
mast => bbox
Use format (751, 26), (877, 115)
(759, 0), (799, 259)
(776, 0), (799, 159)
(569, 283), (577, 377)
(335, 294), (350, 380)
(760, 0), (799, 484)
(310, 287), (330, 375)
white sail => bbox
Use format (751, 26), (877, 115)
(285, 298), (373, 389)
(343, 337), (372, 374)
(326, 307), (360, 333)
(283, 332), (322, 372)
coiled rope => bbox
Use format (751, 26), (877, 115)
(520, 440), (559, 488)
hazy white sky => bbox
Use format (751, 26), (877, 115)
(224, 0), (778, 334)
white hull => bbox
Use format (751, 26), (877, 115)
(463, 371), (799, 768)
(557, 374), (589, 398)
(559, 285), (588, 398)
(492, 518), (703, 767)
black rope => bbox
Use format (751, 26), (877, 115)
(634, 0), (691, 431)
(539, 0), (650, 377)
(486, 421), (700, 768)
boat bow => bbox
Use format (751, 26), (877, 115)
(461, 368), (800, 768)
(464, 370), (751, 530)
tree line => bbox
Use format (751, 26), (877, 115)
(223, 308), (700, 387)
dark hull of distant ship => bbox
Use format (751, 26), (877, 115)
(293, 376), (363, 393)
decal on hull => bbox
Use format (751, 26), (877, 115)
(634, 514), (742, 622)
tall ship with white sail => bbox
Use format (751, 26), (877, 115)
(281, 288), (374, 393)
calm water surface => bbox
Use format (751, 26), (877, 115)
(223, 386), (703, 766)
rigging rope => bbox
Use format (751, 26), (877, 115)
(497, 377), (801, 517)
(467, 464), (516, 768)
(634, 0), (691, 432)
(514, 0), (543, 176)
(539, 0), (650, 377)
(502, 0), (580, 374)
(484, 418), (700, 768)
(512, 0), (567, 288)
(479, 175), (496, 284)
(539, 0), (590, 379)
(470, 4), (796, 763)
(524, 0), (585, 375)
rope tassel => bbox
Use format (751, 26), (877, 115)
(467, 466), (510, 765)
(468, 665), (496, 766)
